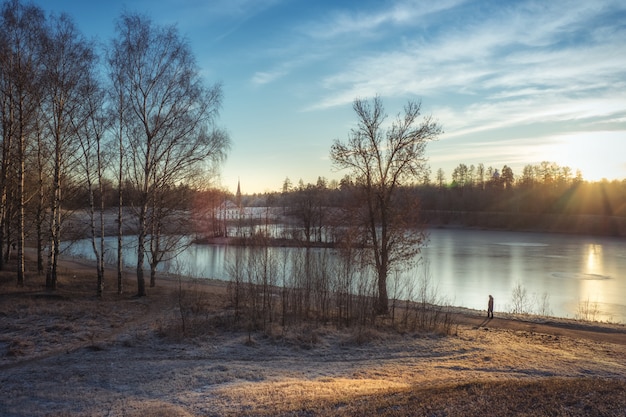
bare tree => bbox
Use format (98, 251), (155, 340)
(109, 12), (229, 296)
(33, 111), (50, 274)
(291, 182), (318, 243)
(0, 0), (46, 284)
(330, 96), (441, 314)
(106, 34), (128, 295)
(146, 186), (192, 288)
(40, 12), (96, 290)
(74, 66), (109, 296)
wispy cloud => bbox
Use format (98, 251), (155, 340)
(255, 0), (467, 91)
(300, 0), (465, 40)
(305, 0), (626, 140)
(153, 0), (286, 42)
(251, 70), (287, 86)
(438, 91), (626, 139)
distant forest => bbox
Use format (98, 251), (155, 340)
(57, 160), (625, 238)
(250, 161), (626, 237)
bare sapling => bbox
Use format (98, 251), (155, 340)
(575, 297), (601, 322)
(509, 282), (532, 315)
(410, 261), (454, 334)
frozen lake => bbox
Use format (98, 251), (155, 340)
(65, 228), (626, 323)
(420, 229), (625, 323)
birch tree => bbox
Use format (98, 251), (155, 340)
(75, 68), (109, 296)
(0, 0), (45, 284)
(107, 37), (127, 294)
(41, 12), (96, 290)
(109, 12), (229, 297)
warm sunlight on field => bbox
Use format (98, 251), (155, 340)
(214, 377), (411, 412)
(192, 325), (626, 415)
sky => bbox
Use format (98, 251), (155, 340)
(41, 0), (626, 194)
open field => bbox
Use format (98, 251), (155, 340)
(1, 255), (625, 416)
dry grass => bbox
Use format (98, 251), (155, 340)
(273, 378), (626, 417)
(1, 254), (625, 417)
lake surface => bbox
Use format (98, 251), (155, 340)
(65, 228), (626, 323)
(420, 229), (625, 323)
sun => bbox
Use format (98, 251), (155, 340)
(542, 131), (626, 181)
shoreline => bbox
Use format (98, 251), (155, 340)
(28, 237), (626, 327)
(1, 254), (625, 416)
(17, 249), (626, 341)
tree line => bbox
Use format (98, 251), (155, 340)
(421, 162), (625, 235)
(243, 161), (625, 239)
(0, 0), (229, 296)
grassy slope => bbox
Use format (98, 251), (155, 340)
(0, 256), (625, 417)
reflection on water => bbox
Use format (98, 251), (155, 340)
(585, 244), (602, 273)
(422, 229), (625, 323)
(63, 229), (626, 323)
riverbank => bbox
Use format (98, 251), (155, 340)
(1, 255), (625, 416)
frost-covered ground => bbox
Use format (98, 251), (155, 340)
(1, 257), (625, 417)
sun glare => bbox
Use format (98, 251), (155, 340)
(542, 132), (626, 181)
(584, 244), (602, 275)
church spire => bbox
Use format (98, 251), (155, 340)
(235, 178), (241, 208)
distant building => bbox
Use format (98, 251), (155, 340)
(220, 200), (240, 220)
(208, 180), (282, 238)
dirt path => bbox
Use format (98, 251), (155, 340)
(455, 313), (626, 345)
(1, 255), (625, 416)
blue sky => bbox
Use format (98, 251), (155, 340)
(43, 0), (626, 193)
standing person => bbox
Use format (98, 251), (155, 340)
(487, 295), (494, 318)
